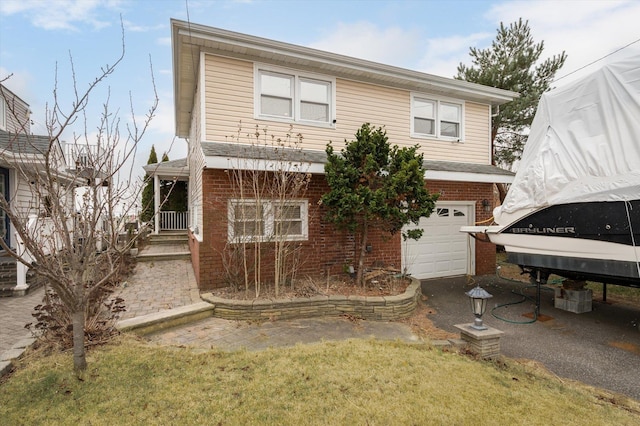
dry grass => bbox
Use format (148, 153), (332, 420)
(2, 336), (639, 425)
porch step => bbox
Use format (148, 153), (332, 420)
(0, 284), (15, 297)
(0, 258), (38, 297)
(148, 236), (188, 245)
(0, 262), (42, 297)
(136, 251), (191, 262)
(148, 232), (189, 245)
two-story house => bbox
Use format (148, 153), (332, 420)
(0, 84), (86, 296)
(163, 19), (515, 291)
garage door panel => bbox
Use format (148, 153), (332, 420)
(402, 203), (473, 280)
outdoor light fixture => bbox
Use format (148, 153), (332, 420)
(465, 285), (493, 330)
(482, 199), (491, 212)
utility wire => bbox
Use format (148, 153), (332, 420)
(554, 37), (640, 83)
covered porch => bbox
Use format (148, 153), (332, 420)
(143, 158), (190, 234)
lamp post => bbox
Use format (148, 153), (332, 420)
(466, 285), (493, 330)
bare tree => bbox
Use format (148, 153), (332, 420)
(0, 33), (158, 372)
(223, 124), (311, 298)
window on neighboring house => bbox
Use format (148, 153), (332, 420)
(256, 66), (334, 126)
(42, 195), (53, 217)
(411, 95), (463, 140)
(0, 98), (6, 131)
(228, 199), (308, 242)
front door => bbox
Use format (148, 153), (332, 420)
(0, 167), (9, 248)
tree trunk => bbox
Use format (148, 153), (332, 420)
(72, 309), (87, 372)
(356, 219), (368, 287)
(496, 182), (507, 204)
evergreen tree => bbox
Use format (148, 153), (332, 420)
(322, 123), (438, 286)
(140, 145), (157, 223)
(456, 18), (566, 200)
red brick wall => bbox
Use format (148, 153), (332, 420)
(426, 180), (496, 276)
(195, 169), (496, 290)
(197, 170), (401, 290)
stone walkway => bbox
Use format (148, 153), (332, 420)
(116, 258), (200, 320)
(147, 316), (420, 352)
(0, 286), (43, 354)
(2, 242), (419, 365)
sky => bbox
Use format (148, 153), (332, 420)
(1, 0), (639, 181)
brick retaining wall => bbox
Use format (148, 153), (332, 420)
(200, 278), (421, 321)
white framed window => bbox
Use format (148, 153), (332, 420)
(0, 98), (6, 131)
(259, 71), (294, 119)
(411, 94), (464, 140)
(255, 65), (335, 127)
(228, 199), (308, 242)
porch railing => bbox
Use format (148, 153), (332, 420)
(15, 214), (70, 290)
(159, 211), (189, 231)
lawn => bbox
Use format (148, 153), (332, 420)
(1, 337), (639, 425)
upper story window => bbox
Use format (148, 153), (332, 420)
(411, 94), (464, 140)
(256, 65), (335, 127)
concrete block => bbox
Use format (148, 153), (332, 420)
(554, 288), (592, 313)
(454, 323), (504, 359)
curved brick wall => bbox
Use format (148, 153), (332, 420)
(200, 278), (421, 321)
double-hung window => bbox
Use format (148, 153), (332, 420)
(411, 95), (463, 140)
(256, 65), (334, 126)
(228, 199), (308, 242)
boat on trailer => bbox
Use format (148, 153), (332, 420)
(462, 54), (640, 287)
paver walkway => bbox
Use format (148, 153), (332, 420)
(147, 316), (420, 352)
(0, 287), (42, 353)
(116, 257), (200, 320)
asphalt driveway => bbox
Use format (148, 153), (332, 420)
(421, 275), (640, 400)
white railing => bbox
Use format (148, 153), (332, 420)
(159, 211), (189, 231)
(15, 214), (73, 290)
(14, 216), (35, 291)
(64, 143), (104, 170)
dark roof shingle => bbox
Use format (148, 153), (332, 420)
(201, 141), (513, 177)
(0, 130), (54, 156)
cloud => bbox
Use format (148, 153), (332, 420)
(485, 0), (640, 85)
(304, 0), (639, 85)
(308, 21), (423, 66)
(157, 36), (172, 47)
(0, 0), (124, 31)
(416, 32), (492, 78)
(123, 19), (164, 33)
(147, 90), (177, 136)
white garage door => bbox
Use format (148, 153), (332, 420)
(402, 203), (474, 280)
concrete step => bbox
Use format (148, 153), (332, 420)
(136, 251), (191, 262)
(116, 301), (214, 335)
(147, 237), (188, 245)
(0, 285), (15, 297)
(148, 232), (189, 244)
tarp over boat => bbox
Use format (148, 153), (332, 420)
(495, 54), (640, 225)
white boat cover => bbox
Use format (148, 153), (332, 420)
(495, 53), (640, 225)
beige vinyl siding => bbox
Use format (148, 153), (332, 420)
(203, 54), (492, 164)
(189, 83), (205, 236)
(462, 102), (491, 163)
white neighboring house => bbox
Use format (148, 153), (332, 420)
(0, 84), (87, 296)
